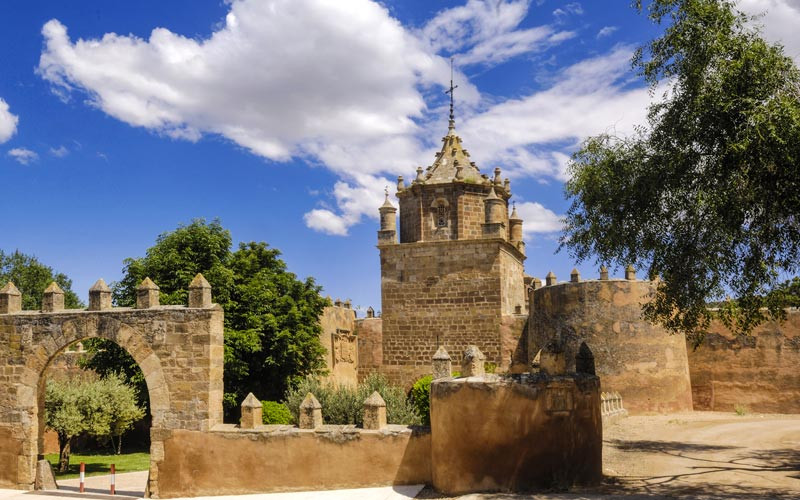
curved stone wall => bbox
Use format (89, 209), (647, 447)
(529, 278), (693, 414)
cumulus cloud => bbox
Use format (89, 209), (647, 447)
(738, 0), (800, 63)
(8, 148), (38, 165)
(0, 98), (18, 143)
(516, 201), (564, 235)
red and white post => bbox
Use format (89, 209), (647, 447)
(79, 462), (85, 493)
(110, 464), (115, 495)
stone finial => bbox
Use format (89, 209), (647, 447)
(240, 393), (262, 429)
(625, 264), (636, 280)
(362, 391), (387, 430)
(188, 273), (212, 308)
(532, 277), (542, 290)
(454, 164), (464, 181)
(334, 298), (342, 307)
(344, 299), (352, 309)
(545, 271), (557, 286)
(88, 279), (112, 311)
(540, 340), (566, 376)
(0, 282), (22, 314)
(396, 175), (405, 192)
(42, 282), (65, 313)
(576, 342), (596, 375)
(136, 277), (160, 309)
(503, 178), (511, 193)
(570, 268), (580, 283)
(415, 166), (425, 183)
(432, 346), (452, 379)
(299, 392), (323, 429)
(366, 306), (375, 318)
(600, 265), (609, 280)
(493, 167), (502, 185)
(461, 345), (486, 377)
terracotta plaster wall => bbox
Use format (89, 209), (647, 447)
(155, 426), (431, 498)
(430, 375), (602, 495)
(529, 280), (693, 414)
(688, 311), (800, 413)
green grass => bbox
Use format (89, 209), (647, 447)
(45, 452), (150, 479)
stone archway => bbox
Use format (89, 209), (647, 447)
(0, 276), (223, 498)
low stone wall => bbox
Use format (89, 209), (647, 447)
(688, 312), (800, 413)
(154, 425), (431, 498)
(430, 373), (602, 494)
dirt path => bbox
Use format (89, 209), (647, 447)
(418, 412), (800, 499)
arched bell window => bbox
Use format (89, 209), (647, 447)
(431, 198), (449, 228)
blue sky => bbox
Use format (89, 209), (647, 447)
(1, 0), (798, 313)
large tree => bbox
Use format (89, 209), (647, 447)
(0, 250), (82, 309)
(104, 219), (328, 417)
(562, 0), (800, 344)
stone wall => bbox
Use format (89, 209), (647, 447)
(529, 277), (693, 414)
(318, 303), (357, 386)
(156, 426), (431, 498)
(356, 317), (383, 381)
(430, 373), (602, 494)
(688, 311), (800, 413)
(379, 239), (526, 386)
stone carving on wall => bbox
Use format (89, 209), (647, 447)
(332, 329), (357, 366)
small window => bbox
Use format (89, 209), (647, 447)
(436, 204), (448, 227)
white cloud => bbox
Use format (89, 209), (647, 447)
(737, 0), (800, 63)
(422, 0), (575, 67)
(8, 148), (38, 165)
(458, 46), (651, 181)
(597, 26), (618, 38)
(553, 2), (584, 19)
(516, 201), (563, 235)
(50, 145), (69, 157)
(0, 98), (18, 143)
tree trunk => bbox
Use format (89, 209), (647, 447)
(116, 434), (123, 455)
(57, 436), (71, 473)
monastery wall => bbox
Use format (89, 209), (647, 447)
(529, 275), (693, 414)
(318, 303), (357, 386)
(688, 310), (800, 414)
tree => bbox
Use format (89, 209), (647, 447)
(0, 250), (82, 309)
(561, 0), (800, 344)
(108, 219), (328, 418)
(45, 373), (144, 471)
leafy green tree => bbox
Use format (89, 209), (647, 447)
(562, 0), (800, 344)
(107, 219), (328, 418)
(45, 374), (144, 471)
(0, 250), (82, 309)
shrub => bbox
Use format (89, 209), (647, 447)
(261, 401), (292, 424)
(284, 374), (421, 426)
(734, 404), (748, 416)
(409, 372), (459, 426)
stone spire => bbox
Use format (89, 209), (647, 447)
(0, 282), (21, 314)
(42, 282), (65, 312)
(378, 187), (398, 246)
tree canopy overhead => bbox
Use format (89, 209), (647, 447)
(562, 0), (800, 343)
(108, 219), (328, 416)
(0, 250), (82, 309)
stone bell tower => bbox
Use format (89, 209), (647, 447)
(376, 75), (527, 385)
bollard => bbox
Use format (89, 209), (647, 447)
(79, 462), (85, 493)
(110, 464), (115, 495)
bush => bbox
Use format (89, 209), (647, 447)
(285, 374), (421, 426)
(261, 401), (292, 424)
(409, 372), (460, 426)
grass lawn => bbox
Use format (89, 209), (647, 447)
(45, 452), (149, 479)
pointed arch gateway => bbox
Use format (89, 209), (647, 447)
(0, 276), (224, 498)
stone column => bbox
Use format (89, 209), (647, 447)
(299, 393), (322, 429)
(625, 264), (636, 280)
(0, 282), (21, 314)
(461, 345), (486, 377)
(432, 346), (452, 379)
(188, 273), (212, 308)
(42, 282), (65, 312)
(136, 277), (160, 309)
(239, 393), (262, 429)
(88, 279), (112, 311)
(362, 391), (387, 430)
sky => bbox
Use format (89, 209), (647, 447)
(1, 0), (799, 314)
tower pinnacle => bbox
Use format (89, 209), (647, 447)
(444, 57), (458, 134)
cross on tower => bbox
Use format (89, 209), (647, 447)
(444, 57), (458, 127)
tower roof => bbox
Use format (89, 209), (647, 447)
(424, 129), (482, 184)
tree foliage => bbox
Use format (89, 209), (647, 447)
(108, 219), (328, 417)
(562, 0), (800, 343)
(45, 373), (145, 471)
(0, 250), (82, 309)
